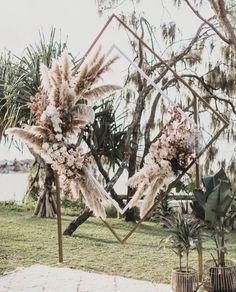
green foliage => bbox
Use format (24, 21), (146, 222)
(0, 198), (86, 216)
(164, 213), (202, 272)
(175, 179), (196, 194)
(151, 196), (173, 222)
(0, 201), (26, 212)
(84, 97), (127, 170)
(192, 168), (234, 225)
(2, 206), (235, 283)
(61, 197), (84, 209)
(228, 198), (236, 228)
(59, 197), (84, 216)
(105, 204), (118, 218)
(161, 22), (176, 44)
(192, 168), (235, 267)
(0, 28), (71, 137)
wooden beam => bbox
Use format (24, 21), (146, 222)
(55, 173), (63, 263)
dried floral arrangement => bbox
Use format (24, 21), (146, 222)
(6, 48), (121, 219)
(128, 108), (197, 218)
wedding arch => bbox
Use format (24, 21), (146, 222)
(6, 15), (228, 264)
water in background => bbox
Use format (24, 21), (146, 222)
(0, 172), (128, 203)
(0, 173), (29, 202)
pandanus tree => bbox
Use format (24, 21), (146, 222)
(0, 28), (128, 222)
(0, 29), (69, 217)
(6, 47), (121, 218)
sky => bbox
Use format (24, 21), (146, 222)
(0, 0), (206, 56)
(0, 0), (103, 56)
(0, 0), (228, 161)
(0, 0), (103, 160)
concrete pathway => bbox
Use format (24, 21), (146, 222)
(0, 265), (172, 292)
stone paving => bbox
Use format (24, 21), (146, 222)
(0, 264), (173, 292)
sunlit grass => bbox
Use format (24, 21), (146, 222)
(0, 206), (236, 284)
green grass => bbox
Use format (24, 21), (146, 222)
(0, 206), (236, 284)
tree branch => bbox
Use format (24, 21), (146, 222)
(208, 0), (236, 54)
(181, 73), (236, 115)
(85, 138), (125, 208)
(143, 21), (206, 96)
(184, 0), (230, 44)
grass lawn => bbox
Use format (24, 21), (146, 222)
(0, 205), (236, 284)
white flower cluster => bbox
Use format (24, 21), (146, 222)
(149, 124), (195, 172)
(127, 107), (197, 217)
(42, 142), (84, 179)
(41, 105), (62, 133)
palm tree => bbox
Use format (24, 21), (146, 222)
(6, 47), (121, 219)
(0, 28), (70, 217)
(0, 28), (127, 222)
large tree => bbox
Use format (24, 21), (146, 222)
(64, 0), (216, 231)
(177, 0), (236, 183)
(93, 0), (236, 214)
(64, 0), (236, 234)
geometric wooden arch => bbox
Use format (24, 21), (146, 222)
(74, 14), (229, 243)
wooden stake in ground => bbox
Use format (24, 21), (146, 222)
(55, 173), (63, 263)
(193, 95), (203, 284)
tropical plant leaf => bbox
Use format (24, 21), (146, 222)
(193, 189), (206, 205)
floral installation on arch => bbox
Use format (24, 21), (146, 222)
(6, 47), (121, 219)
(127, 107), (198, 218)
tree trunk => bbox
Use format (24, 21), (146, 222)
(125, 188), (137, 222)
(125, 145), (139, 222)
(34, 163), (57, 218)
(23, 160), (41, 203)
(62, 184), (126, 236)
(24, 148), (57, 218)
(125, 90), (144, 222)
(63, 207), (93, 236)
(208, 0), (236, 55)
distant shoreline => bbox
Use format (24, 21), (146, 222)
(0, 159), (33, 173)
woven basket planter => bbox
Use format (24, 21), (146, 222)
(171, 267), (198, 292)
(203, 260), (236, 292)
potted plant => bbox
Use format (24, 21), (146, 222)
(165, 212), (202, 292)
(192, 168), (236, 292)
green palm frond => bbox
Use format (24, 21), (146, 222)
(0, 28), (73, 139)
(84, 97), (127, 169)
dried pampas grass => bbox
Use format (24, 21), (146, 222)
(60, 51), (71, 82)
(139, 175), (167, 219)
(71, 104), (95, 125)
(26, 126), (52, 139)
(75, 166), (110, 219)
(128, 181), (149, 209)
(6, 47), (121, 220)
(5, 128), (45, 155)
(82, 85), (121, 101)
